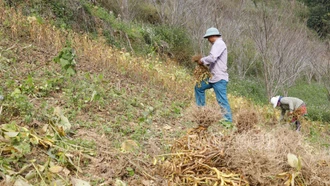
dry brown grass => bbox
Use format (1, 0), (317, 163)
(156, 128), (249, 185)
(235, 107), (259, 133)
(156, 99), (330, 185)
(191, 54), (212, 87)
(153, 104), (249, 185)
(225, 125), (330, 185)
(156, 124), (330, 186)
(185, 104), (223, 129)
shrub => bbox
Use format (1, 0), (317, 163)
(6, 0), (98, 32)
(300, 0), (330, 39)
(153, 25), (194, 67)
(134, 3), (161, 24)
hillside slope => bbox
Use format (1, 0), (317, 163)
(0, 3), (194, 185)
(1, 1), (330, 186)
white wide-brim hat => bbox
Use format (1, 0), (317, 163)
(270, 96), (280, 108)
(203, 27), (221, 38)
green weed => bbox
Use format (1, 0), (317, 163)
(53, 45), (77, 76)
(1, 88), (34, 122)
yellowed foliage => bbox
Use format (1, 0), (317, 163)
(121, 140), (139, 153)
(49, 165), (64, 173)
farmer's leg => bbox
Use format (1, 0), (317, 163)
(194, 79), (212, 106)
(295, 120), (301, 131)
(294, 105), (307, 131)
(211, 80), (232, 122)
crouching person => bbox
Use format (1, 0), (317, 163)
(270, 96), (307, 131)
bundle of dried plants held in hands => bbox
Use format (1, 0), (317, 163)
(192, 55), (212, 87)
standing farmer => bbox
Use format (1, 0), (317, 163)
(270, 96), (307, 131)
(195, 27), (232, 123)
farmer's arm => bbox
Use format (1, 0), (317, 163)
(201, 41), (226, 65)
(281, 98), (294, 113)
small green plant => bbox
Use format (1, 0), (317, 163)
(53, 45), (77, 76)
(126, 167), (135, 176)
(20, 75), (35, 94)
(138, 106), (155, 124)
(37, 75), (64, 97)
(1, 88), (34, 122)
(220, 120), (235, 129)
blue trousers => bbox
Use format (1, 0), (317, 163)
(195, 79), (232, 122)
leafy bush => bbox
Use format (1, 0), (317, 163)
(134, 3), (162, 24)
(3, 0), (25, 7)
(5, 0), (97, 32)
(97, 0), (162, 24)
(299, 0), (330, 39)
(89, 3), (194, 64)
(154, 25), (194, 66)
(96, 0), (121, 17)
(53, 45), (77, 76)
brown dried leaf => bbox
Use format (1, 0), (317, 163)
(49, 165), (63, 173)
